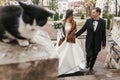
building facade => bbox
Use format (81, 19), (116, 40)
(57, 0), (70, 14)
(57, 0), (85, 14)
(96, 0), (120, 15)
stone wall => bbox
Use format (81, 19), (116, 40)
(104, 17), (120, 69)
(0, 30), (59, 80)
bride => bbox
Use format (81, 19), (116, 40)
(56, 9), (86, 76)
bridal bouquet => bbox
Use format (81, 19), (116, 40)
(53, 20), (63, 29)
(53, 20), (65, 40)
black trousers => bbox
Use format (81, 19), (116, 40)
(86, 47), (99, 70)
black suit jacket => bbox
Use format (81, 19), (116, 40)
(76, 18), (106, 53)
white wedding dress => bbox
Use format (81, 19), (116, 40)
(56, 22), (86, 75)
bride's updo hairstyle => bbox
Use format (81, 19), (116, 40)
(65, 9), (73, 20)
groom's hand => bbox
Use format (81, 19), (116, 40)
(76, 33), (79, 38)
(76, 34), (78, 38)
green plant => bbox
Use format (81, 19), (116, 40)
(60, 13), (63, 19)
(102, 13), (114, 29)
(54, 12), (59, 21)
(102, 13), (108, 18)
(81, 14), (85, 19)
(102, 13), (114, 19)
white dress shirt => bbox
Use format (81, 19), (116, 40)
(93, 21), (98, 31)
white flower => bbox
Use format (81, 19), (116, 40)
(53, 20), (63, 29)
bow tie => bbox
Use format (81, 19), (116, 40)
(92, 18), (99, 22)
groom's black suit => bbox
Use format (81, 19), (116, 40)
(76, 18), (106, 70)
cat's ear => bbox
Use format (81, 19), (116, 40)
(19, 2), (28, 10)
(45, 9), (55, 17)
(48, 11), (54, 17)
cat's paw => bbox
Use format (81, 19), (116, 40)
(29, 38), (39, 44)
(29, 39), (37, 44)
(17, 39), (29, 46)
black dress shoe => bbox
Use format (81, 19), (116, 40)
(85, 69), (95, 75)
(89, 69), (94, 72)
(89, 69), (95, 74)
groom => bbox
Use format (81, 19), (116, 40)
(76, 7), (106, 73)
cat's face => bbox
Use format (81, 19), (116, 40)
(19, 2), (54, 27)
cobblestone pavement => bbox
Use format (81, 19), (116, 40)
(43, 21), (120, 80)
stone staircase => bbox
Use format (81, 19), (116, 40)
(57, 51), (120, 80)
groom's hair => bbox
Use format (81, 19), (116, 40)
(93, 7), (101, 14)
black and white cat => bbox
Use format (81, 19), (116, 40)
(0, 2), (54, 46)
